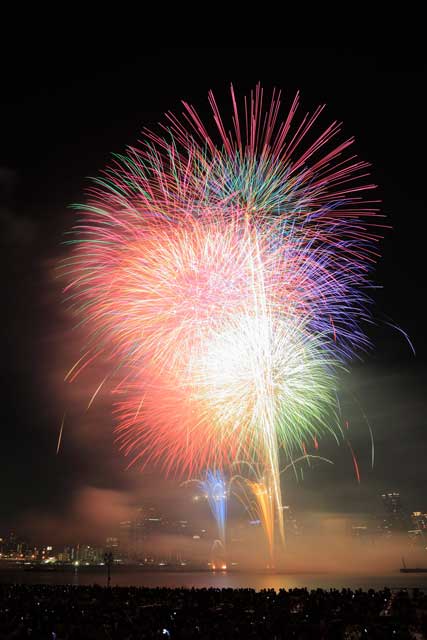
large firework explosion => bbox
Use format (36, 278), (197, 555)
(63, 85), (381, 554)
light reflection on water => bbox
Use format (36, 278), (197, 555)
(1, 568), (427, 591)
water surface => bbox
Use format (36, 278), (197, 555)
(1, 567), (426, 591)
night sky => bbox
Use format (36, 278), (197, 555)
(1, 47), (426, 541)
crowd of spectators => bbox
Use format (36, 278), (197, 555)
(1, 583), (427, 639)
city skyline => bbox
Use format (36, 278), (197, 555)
(2, 487), (427, 551)
(2, 488), (427, 578)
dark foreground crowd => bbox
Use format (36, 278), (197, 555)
(1, 584), (427, 639)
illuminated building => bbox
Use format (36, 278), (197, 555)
(142, 508), (163, 534)
(381, 491), (402, 514)
(106, 537), (119, 550)
(282, 505), (300, 537)
(380, 491), (410, 533)
(5, 531), (17, 555)
(350, 523), (372, 544)
(78, 545), (103, 564)
(411, 511), (427, 531)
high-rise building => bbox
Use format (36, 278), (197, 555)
(282, 505), (300, 537)
(411, 511), (427, 531)
(78, 545), (103, 564)
(380, 491), (410, 532)
(6, 531), (17, 555)
(105, 537), (119, 551)
(142, 507), (164, 535)
(381, 491), (402, 514)
(116, 507), (166, 561)
(119, 520), (133, 558)
(350, 524), (370, 542)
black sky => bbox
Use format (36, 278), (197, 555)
(1, 47), (426, 538)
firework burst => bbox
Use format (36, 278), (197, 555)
(63, 84), (382, 552)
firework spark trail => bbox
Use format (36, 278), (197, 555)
(197, 470), (228, 547)
(56, 412), (66, 455)
(63, 84), (383, 553)
(232, 471), (276, 566)
(247, 477), (276, 567)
